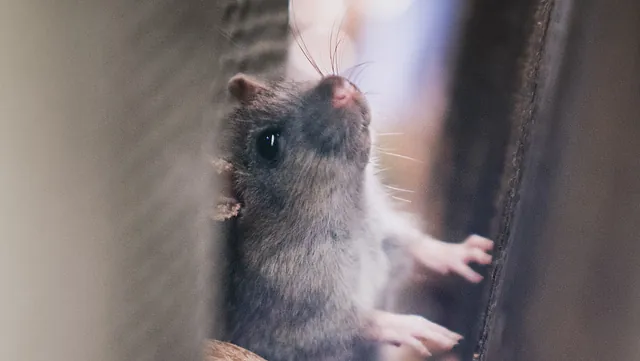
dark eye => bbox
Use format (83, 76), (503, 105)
(256, 129), (281, 161)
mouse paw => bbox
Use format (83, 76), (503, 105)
(366, 310), (462, 357)
(411, 234), (494, 283)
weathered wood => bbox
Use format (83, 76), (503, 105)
(204, 340), (267, 361)
(0, 0), (289, 360)
(426, 0), (553, 359)
(480, 0), (640, 360)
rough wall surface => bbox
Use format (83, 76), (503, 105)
(0, 1), (289, 361)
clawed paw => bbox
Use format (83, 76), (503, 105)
(411, 234), (494, 283)
(367, 311), (462, 357)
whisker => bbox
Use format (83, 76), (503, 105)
(289, 0), (324, 76)
(344, 61), (374, 80)
(333, 12), (348, 74)
(375, 133), (405, 136)
(385, 185), (415, 193)
(351, 63), (371, 85)
(299, 32), (324, 75)
(346, 61), (374, 71)
(329, 18), (337, 74)
(391, 196), (412, 203)
(289, 25), (324, 77)
(378, 151), (424, 163)
(335, 35), (347, 75)
(374, 146), (397, 152)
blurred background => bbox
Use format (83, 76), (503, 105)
(288, 0), (464, 224)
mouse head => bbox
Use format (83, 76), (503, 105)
(218, 73), (372, 217)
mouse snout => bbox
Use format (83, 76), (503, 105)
(318, 76), (364, 110)
(302, 75), (371, 162)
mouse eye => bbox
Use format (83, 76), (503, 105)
(256, 129), (281, 162)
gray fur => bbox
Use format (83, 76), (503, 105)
(219, 75), (421, 361)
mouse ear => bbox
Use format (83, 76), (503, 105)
(228, 73), (267, 102)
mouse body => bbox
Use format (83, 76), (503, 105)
(215, 74), (493, 361)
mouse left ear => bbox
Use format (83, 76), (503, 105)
(228, 73), (267, 103)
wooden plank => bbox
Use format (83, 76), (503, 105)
(0, 1), (290, 360)
(480, 0), (640, 360)
(426, 0), (553, 359)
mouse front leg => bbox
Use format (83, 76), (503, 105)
(364, 310), (463, 357)
(409, 234), (493, 283)
(375, 193), (494, 283)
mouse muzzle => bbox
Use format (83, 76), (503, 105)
(299, 75), (372, 164)
(316, 75), (371, 126)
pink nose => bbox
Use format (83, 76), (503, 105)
(321, 76), (358, 108)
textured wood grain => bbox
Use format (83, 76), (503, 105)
(481, 0), (640, 360)
(424, 0), (552, 359)
(204, 340), (267, 361)
(1, 1), (228, 361)
(0, 0), (289, 360)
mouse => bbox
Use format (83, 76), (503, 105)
(213, 72), (494, 361)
